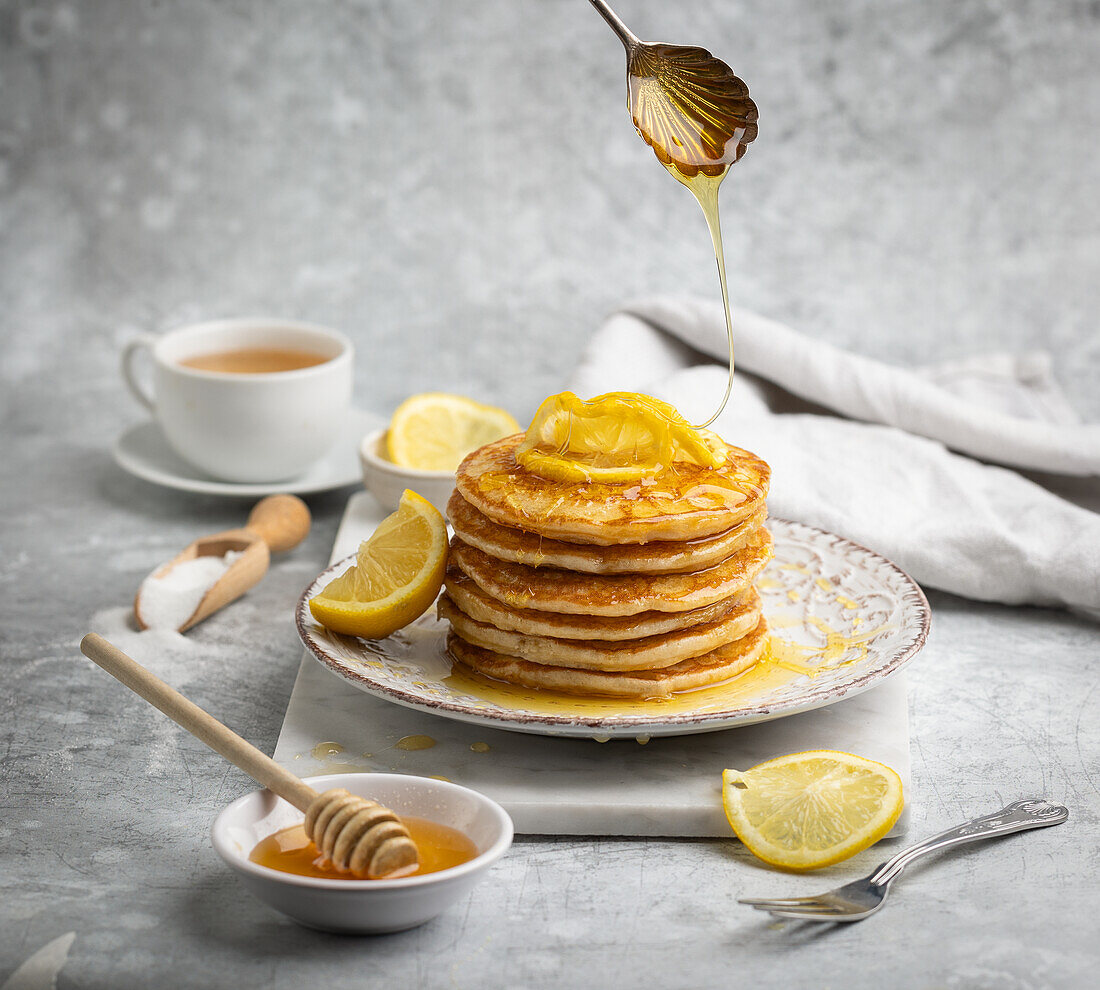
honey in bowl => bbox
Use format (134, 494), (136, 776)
(250, 816), (479, 880)
(179, 347), (331, 374)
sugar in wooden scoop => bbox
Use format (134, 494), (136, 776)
(138, 551), (243, 630)
(133, 494), (311, 633)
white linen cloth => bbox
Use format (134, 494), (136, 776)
(568, 297), (1100, 613)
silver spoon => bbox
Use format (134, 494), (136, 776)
(588, 0), (758, 177)
(587, 1), (758, 428)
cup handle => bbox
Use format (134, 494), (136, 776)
(121, 334), (158, 412)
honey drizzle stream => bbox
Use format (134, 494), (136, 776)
(625, 44), (757, 427)
(674, 170), (735, 428)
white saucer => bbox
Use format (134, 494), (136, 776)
(112, 409), (382, 497)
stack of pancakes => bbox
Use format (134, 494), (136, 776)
(440, 435), (773, 699)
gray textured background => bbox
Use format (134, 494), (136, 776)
(3, 0), (1098, 422)
(2, 1), (1098, 988)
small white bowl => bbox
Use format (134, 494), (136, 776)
(211, 772), (513, 934)
(359, 428), (456, 516)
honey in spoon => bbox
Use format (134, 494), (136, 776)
(589, 1), (758, 427)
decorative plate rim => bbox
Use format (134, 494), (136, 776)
(294, 518), (931, 734)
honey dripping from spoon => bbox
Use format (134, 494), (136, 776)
(589, 1), (759, 427)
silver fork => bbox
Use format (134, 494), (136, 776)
(740, 799), (1068, 922)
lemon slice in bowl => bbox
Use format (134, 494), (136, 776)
(308, 490), (448, 639)
(387, 393), (520, 473)
(722, 751), (904, 871)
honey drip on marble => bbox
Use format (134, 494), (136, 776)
(395, 734), (437, 751)
(250, 817), (477, 880)
(627, 43), (758, 427)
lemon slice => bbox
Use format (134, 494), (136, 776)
(515, 391), (726, 483)
(722, 751), (904, 871)
(308, 490), (447, 638)
(387, 393), (520, 472)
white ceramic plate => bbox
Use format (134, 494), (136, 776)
(295, 519), (930, 738)
(113, 409), (381, 496)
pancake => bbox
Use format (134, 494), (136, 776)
(455, 435), (770, 545)
(446, 616), (769, 699)
(449, 527), (774, 616)
(443, 565), (747, 640)
(448, 490), (768, 575)
(438, 588), (762, 671)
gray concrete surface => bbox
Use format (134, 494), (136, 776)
(2, 1), (1099, 988)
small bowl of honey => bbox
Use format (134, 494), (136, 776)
(211, 772), (513, 934)
(359, 428), (456, 516)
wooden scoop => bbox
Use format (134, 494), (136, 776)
(134, 494), (312, 633)
(79, 633), (419, 879)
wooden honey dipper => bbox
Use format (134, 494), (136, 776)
(79, 633), (419, 879)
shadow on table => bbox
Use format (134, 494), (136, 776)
(180, 865), (424, 953)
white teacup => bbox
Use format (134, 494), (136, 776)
(122, 318), (353, 483)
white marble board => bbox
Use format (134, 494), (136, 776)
(273, 492), (912, 836)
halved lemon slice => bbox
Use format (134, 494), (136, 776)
(387, 393), (520, 472)
(515, 391), (726, 483)
(308, 490), (447, 638)
(722, 751), (904, 871)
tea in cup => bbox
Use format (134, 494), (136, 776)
(122, 318), (353, 482)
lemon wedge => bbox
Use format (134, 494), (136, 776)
(387, 393), (520, 472)
(722, 751), (904, 871)
(515, 391), (726, 483)
(308, 490), (447, 639)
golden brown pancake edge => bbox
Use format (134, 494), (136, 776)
(438, 587), (763, 671)
(448, 527), (774, 616)
(442, 565), (749, 640)
(454, 435), (770, 545)
(447, 489), (768, 574)
(446, 616), (769, 700)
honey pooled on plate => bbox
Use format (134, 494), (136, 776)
(250, 816), (478, 880)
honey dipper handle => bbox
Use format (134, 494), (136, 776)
(80, 633), (318, 812)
